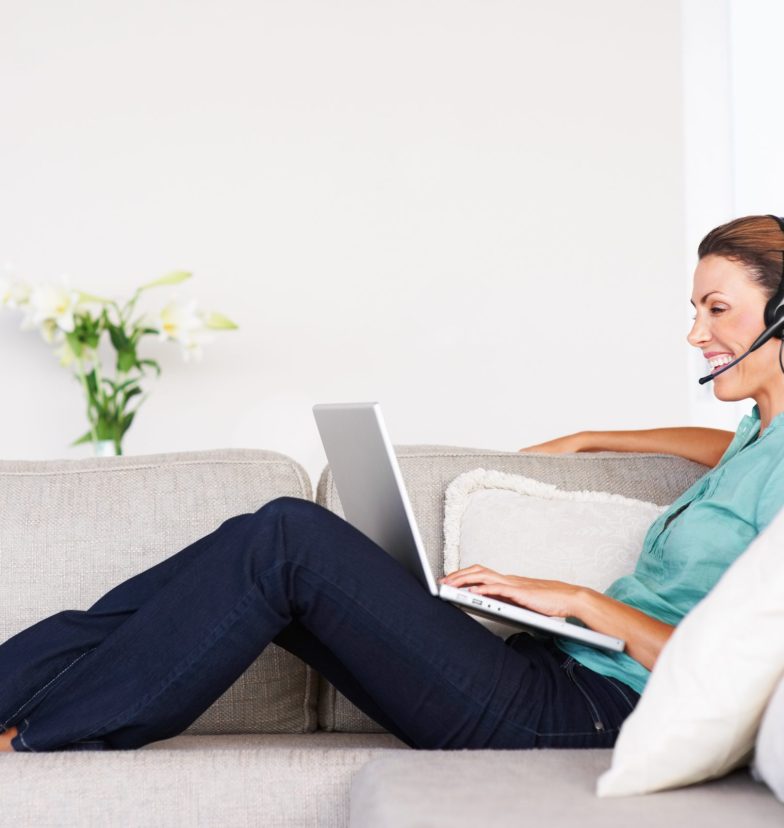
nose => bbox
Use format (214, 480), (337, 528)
(687, 313), (710, 349)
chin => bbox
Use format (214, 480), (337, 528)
(712, 380), (743, 402)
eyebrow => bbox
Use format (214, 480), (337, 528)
(689, 291), (724, 307)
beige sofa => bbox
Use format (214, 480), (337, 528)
(0, 446), (781, 826)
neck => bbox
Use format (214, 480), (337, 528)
(753, 397), (784, 437)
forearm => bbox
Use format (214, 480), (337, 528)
(572, 587), (675, 671)
(580, 427), (734, 468)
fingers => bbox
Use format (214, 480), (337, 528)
(467, 583), (516, 598)
(440, 565), (505, 587)
(441, 564), (491, 582)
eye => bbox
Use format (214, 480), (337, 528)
(690, 306), (726, 320)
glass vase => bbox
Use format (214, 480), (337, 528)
(93, 439), (119, 457)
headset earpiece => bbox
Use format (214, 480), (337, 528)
(762, 215), (784, 337)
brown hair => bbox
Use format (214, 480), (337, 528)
(698, 215), (784, 299)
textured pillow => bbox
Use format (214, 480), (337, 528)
(443, 468), (665, 635)
(751, 672), (784, 803)
(597, 504), (784, 797)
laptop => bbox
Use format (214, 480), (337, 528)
(312, 402), (625, 653)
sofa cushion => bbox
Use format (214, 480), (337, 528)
(0, 732), (405, 828)
(443, 468), (664, 636)
(316, 447), (708, 733)
(349, 751), (782, 828)
(0, 449), (318, 735)
(597, 501), (784, 796)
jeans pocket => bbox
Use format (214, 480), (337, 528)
(602, 675), (639, 713)
(562, 658), (606, 734)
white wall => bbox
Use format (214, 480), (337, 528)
(731, 2), (784, 217)
(0, 1), (688, 488)
(681, 0), (784, 432)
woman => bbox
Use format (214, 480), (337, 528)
(2, 215), (784, 754)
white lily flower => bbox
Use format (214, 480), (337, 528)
(23, 276), (83, 339)
(1, 277), (32, 309)
(144, 297), (216, 362)
(53, 338), (77, 367)
(40, 319), (62, 344)
(179, 328), (215, 363)
(151, 298), (203, 343)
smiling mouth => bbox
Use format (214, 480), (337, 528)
(707, 354), (734, 374)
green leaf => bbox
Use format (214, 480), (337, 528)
(113, 377), (140, 394)
(117, 349), (137, 373)
(138, 271), (192, 290)
(95, 421), (115, 440)
(85, 370), (98, 396)
(120, 410), (136, 437)
(203, 311), (238, 330)
(76, 290), (112, 304)
(65, 331), (84, 357)
(70, 429), (95, 447)
(108, 324), (131, 352)
(122, 386), (142, 405)
(138, 358), (161, 377)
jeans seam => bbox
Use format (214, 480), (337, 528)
(563, 660), (611, 734)
(71, 586), (261, 744)
(1, 649), (95, 730)
(16, 718), (34, 752)
(602, 675), (637, 712)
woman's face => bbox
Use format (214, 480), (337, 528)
(688, 254), (781, 402)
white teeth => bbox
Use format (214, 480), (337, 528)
(707, 354), (733, 369)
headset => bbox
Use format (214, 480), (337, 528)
(698, 214), (784, 385)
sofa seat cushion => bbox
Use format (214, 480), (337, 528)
(0, 449), (316, 735)
(0, 733), (406, 828)
(349, 750), (783, 827)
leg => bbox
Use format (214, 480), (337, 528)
(11, 498), (637, 752)
(0, 512), (249, 731)
(273, 620), (412, 743)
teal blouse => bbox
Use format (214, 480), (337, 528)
(555, 404), (784, 695)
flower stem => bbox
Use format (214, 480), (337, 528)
(74, 357), (99, 445)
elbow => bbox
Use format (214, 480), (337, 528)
(644, 625), (677, 672)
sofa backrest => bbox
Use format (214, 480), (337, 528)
(315, 446), (709, 733)
(0, 449), (318, 736)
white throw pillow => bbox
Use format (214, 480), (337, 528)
(751, 672), (784, 803)
(443, 469), (665, 636)
(597, 504), (784, 797)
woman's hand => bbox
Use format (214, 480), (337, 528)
(517, 431), (589, 454)
(439, 565), (585, 619)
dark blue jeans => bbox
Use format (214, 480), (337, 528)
(0, 497), (640, 752)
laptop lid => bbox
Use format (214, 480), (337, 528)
(313, 402), (438, 596)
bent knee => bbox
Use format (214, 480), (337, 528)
(253, 496), (324, 524)
(249, 497), (339, 555)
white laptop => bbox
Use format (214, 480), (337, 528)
(313, 401), (625, 653)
